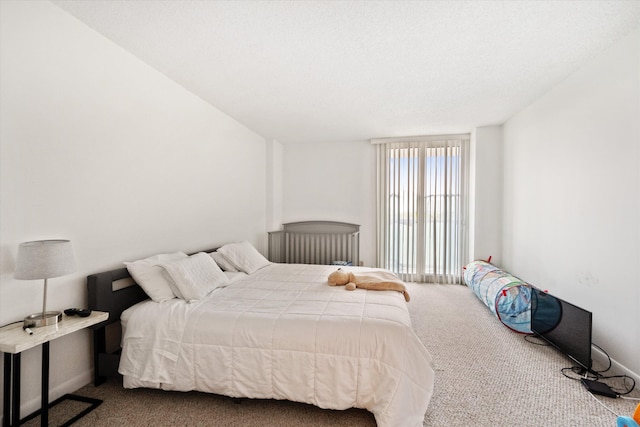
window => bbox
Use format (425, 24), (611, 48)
(373, 134), (470, 284)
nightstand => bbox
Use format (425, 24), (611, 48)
(0, 311), (108, 427)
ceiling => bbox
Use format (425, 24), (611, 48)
(52, 0), (640, 144)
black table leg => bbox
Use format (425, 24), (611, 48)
(41, 342), (49, 427)
(8, 353), (20, 427)
(3, 353), (11, 427)
(2, 353), (22, 427)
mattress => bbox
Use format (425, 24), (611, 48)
(119, 263), (434, 427)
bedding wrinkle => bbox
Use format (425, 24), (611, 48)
(354, 285), (367, 410)
(186, 298), (213, 391)
(312, 283), (333, 409)
(270, 280), (309, 401)
(119, 299), (193, 384)
(229, 283), (264, 397)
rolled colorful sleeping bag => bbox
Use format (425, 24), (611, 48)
(463, 260), (532, 333)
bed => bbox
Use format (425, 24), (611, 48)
(87, 242), (434, 427)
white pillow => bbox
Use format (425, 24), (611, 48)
(124, 252), (188, 302)
(144, 252), (188, 264)
(209, 251), (239, 272)
(217, 241), (271, 274)
(160, 252), (229, 302)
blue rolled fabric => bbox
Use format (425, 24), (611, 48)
(464, 260), (532, 333)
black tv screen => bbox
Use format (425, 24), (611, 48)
(530, 287), (592, 371)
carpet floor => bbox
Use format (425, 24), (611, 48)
(24, 283), (639, 426)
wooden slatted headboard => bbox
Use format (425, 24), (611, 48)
(268, 221), (360, 266)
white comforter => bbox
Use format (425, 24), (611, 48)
(119, 263), (434, 427)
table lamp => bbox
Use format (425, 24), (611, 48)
(14, 239), (76, 328)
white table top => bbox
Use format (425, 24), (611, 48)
(0, 311), (108, 354)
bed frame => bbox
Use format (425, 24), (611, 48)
(87, 224), (358, 386)
(86, 248), (217, 385)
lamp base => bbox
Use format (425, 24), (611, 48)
(23, 311), (62, 328)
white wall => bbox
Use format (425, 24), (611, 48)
(282, 141), (376, 266)
(470, 126), (504, 264)
(266, 139), (284, 232)
(0, 0), (267, 417)
(503, 29), (639, 379)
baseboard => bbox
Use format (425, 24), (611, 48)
(592, 345), (640, 385)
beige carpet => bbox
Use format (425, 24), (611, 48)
(25, 283), (639, 426)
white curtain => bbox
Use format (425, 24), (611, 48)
(373, 134), (470, 284)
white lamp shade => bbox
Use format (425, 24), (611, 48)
(14, 240), (76, 280)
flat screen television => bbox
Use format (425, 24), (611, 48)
(530, 287), (593, 371)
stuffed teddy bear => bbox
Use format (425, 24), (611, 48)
(327, 268), (410, 302)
